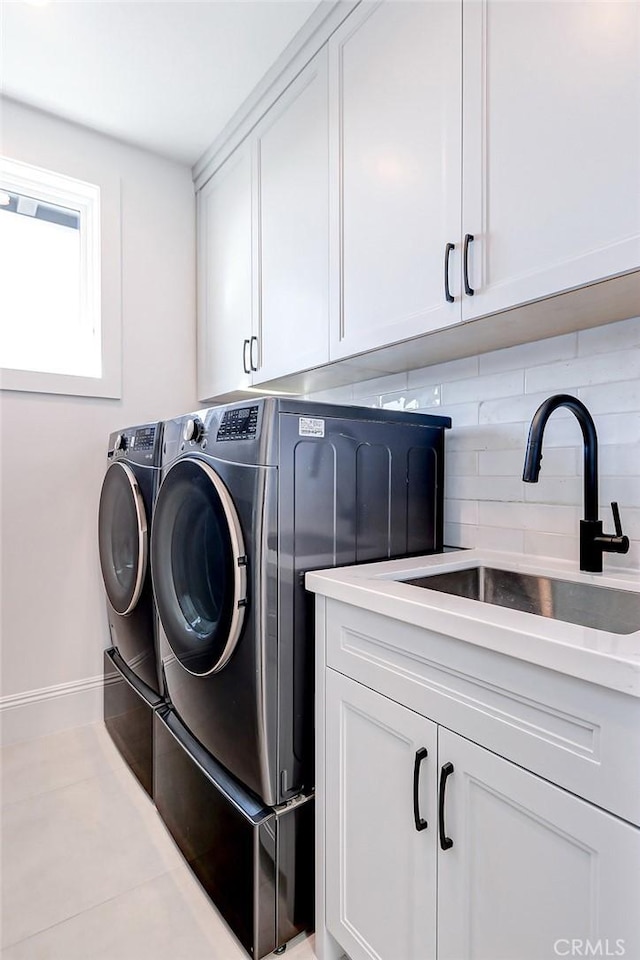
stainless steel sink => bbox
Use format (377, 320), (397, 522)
(404, 566), (640, 635)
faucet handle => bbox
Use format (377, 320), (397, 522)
(611, 501), (623, 538)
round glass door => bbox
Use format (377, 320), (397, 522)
(150, 458), (247, 676)
(98, 461), (148, 615)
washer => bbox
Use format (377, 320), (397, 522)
(150, 398), (450, 956)
(98, 421), (164, 793)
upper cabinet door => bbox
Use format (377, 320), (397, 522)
(329, 0), (462, 360)
(254, 49), (330, 383)
(197, 142), (253, 402)
(462, 0), (640, 321)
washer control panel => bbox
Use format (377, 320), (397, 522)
(216, 405), (259, 442)
(133, 426), (156, 451)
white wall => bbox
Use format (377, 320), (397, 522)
(308, 316), (640, 573)
(0, 100), (197, 743)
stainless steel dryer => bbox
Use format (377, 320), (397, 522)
(98, 422), (164, 794)
(150, 398), (450, 957)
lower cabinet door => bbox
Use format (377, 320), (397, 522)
(437, 728), (640, 960)
(325, 669), (437, 960)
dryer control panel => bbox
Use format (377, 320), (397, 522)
(216, 405), (259, 442)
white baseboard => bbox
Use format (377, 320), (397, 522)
(0, 674), (104, 747)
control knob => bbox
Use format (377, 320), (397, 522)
(183, 417), (204, 443)
(114, 433), (128, 453)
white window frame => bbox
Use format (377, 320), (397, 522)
(0, 156), (122, 399)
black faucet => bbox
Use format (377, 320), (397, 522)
(522, 394), (629, 573)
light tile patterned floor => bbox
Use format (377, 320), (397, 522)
(0, 723), (316, 960)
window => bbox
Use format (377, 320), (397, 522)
(0, 157), (121, 398)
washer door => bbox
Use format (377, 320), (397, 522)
(98, 461), (148, 616)
(151, 458), (247, 676)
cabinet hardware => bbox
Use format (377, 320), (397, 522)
(250, 335), (259, 372)
(463, 233), (475, 296)
(242, 339), (251, 375)
(438, 762), (454, 850)
(413, 747), (429, 832)
(444, 243), (455, 303)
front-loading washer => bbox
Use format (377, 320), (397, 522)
(98, 421), (164, 793)
(149, 397), (450, 956)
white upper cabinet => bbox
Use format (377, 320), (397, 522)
(197, 142), (253, 401)
(196, 0), (640, 398)
(254, 48), (330, 382)
(328, 0), (463, 359)
(462, 0), (640, 320)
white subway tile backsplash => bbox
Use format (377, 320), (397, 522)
(306, 316), (640, 571)
(444, 522), (478, 549)
(445, 499), (480, 525)
(442, 369), (524, 405)
(475, 524), (525, 553)
(523, 531), (580, 564)
(524, 477), (583, 506)
(447, 451), (478, 477)
(351, 372), (407, 399)
(407, 355), (478, 387)
(447, 476), (525, 502)
(479, 501), (580, 536)
(578, 380), (640, 414)
(593, 413), (640, 446)
(479, 334), (576, 376)
(479, 391), (573, 426)
(600, 477), (640, 509)
(599, 444), (640, 477)
(525, 349), (640, 394)
(446, 423), (527, 452)
(578, 317), (640, 355)
(438, 402), (479, 427)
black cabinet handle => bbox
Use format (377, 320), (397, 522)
(444, 242), (455, 303)
(463, 233), (474, 296)
(242, 339), (250, 375)
(249, 335), (258, 372)
(413, 747), (428, 832)
(438, 762), (454, 850)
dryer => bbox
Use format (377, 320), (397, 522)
(150, 398), (450, 956)
(98, 421), (164, 794)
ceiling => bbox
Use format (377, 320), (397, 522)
(0, 0), (321, 166)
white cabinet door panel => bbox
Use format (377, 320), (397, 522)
(325, 669), (438, 960)
(256, 49), (330, 382)
(197, 144), (252, 401)
(438, 728), (640, 960)
(463, 0), (640, 321)
(329, 0), (462, 359)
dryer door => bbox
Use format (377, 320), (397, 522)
(151, 458), (247, 676)
(98, 461), (148, 615)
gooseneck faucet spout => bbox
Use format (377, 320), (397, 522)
(522, 394), (629, 573)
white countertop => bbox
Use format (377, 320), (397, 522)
(306, 549), (640, 697)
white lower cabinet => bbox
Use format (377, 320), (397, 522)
(438, 727), (640, 960)
(325, 670), (437, 960)
(325, 669), (640, 960)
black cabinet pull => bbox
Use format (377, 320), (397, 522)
(438, 762), (454, 850)
(444, 242), (455, 303)
(413, 747), (428, 832)
(463, 233), (474, 296)
(249, 335), (259, 372)
(242, 339), (250, 374)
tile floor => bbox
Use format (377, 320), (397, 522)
(0, 723), (316, 960)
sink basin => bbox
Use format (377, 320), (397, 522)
(404, 566), (640, 635)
